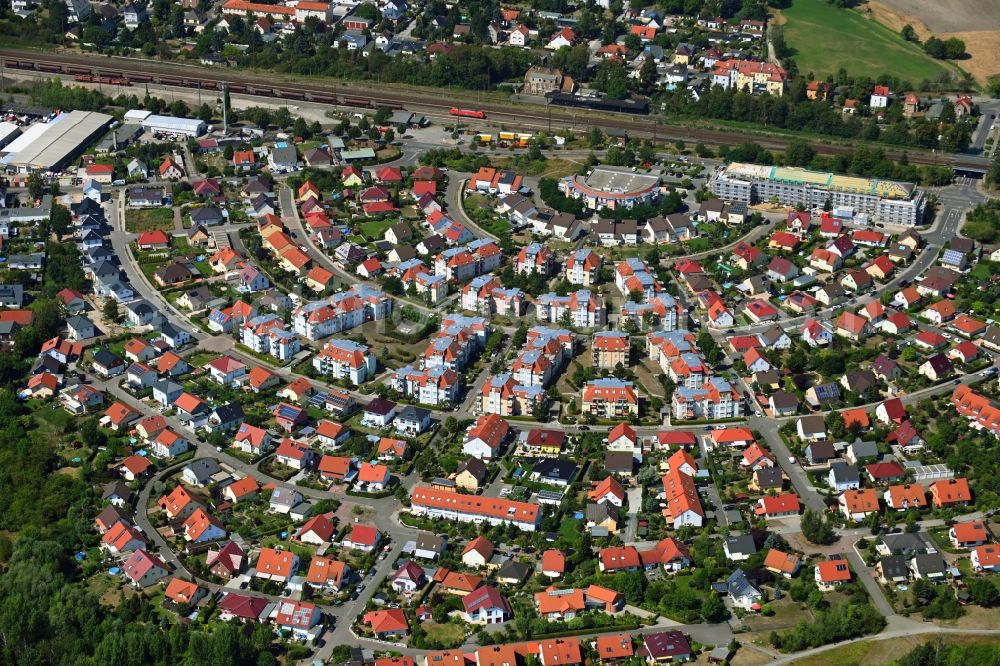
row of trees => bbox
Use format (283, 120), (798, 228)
(662, 84), (974, 153)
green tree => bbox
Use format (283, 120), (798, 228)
(27, 172), (45, 200)
(800, 509), (836, 545)
(900, 24), (918, 42)
(102, 299), (120, 323)
(701, 594), (728, 622)
(49, 203), (72, 238)
(785, 138), (816, 167)
(969, 578), (1000, 607)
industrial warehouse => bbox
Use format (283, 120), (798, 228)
(708, 162), (927, 226)
(123, 110), (207, 138)
(0, 110), (113, 172)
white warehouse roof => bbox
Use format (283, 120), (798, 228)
(124, 109), (153, 122)
(0, 122), (22, 150)
(140, 114), (206, 137)
(3, 111), (113, 171)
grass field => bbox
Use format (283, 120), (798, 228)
(125, 208), (175, 233)
(788, 633), (1000, 665)
(780, 0), (954, 84)
(359, 218), (396, 239)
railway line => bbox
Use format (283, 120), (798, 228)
(0, 48), (991, 172)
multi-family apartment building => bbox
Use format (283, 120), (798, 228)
(672, 377), (742, 420)
(461, 274), (526, 316)
(709, 163), (925, 226)
(582, 378), (639, 419)
(312, 339), (377, 385)
(481, 374), (545, 417)
(241, 314), (301, 361)
(391, 365), (462, 406)
(292, 285), (391, 340)
(564, 248), (603, 287)
(410, 486), (541, 531)
(536, 290), (605, 328)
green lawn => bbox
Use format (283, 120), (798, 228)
(359, 218), (397, 240)
(780, 0), (954, 84)
(125, 208), (175, 233)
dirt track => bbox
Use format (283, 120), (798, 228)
(865, 0), (1000, 83)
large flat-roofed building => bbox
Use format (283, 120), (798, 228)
(132, 112), (207, 138)
(559, 167), (660, 211)
(2, 111), (113, 172)
(708, 163), (925, 226)
(0, 122), (23, 151)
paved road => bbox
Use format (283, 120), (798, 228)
(844, 549), (896, 617)
(714, 180), (980, 336)
(96, 154), (995, 661)
(108, 189), (207, 343)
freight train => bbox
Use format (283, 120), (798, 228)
(5, 58), (403, 109)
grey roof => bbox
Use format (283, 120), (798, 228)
(153, 379), (183, 394)
(66, 315), (93, 331)
(586, 501), (619, 523)
(191, 206), (224, 222)
(271, 144), (298, 165)
(0, 283), (24, 304)
(753, 467), (783, 489)
(605, 451), (634, 472)
(724, 534), (757, 557)
(879, 554), (909, 578)
(184, 458), (223, 483)
(829, 462), (860, 484)
(211, 402), (245, 423)
(496, 559), (530, 583)
(531, 458), (578, 483)
(880, 533), (930, 555)
(849, 440), (879, 459)
(414, 532), (446, 554)
(770, 391), (798, 410)
(726, 568), (760, 600)
(92, 349), (122, 368)
(396, 405), (430, 422)
(456, 457), (487, 482)
(102, 480), (132, 502)
(160, 322), (186, 339)
(911, 553), (947, 576)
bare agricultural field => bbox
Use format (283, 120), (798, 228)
(868, 0), (1000, 33)
(865, 0), (1000, 83)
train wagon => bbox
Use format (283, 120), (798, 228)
(129, 74), (152, 83)
(308, 93), (337, 104)
(545, 92), (649, 115)
(450, 107), (486, 119)
(342, 97), (372, 108)
(37, 63), (60, 73)
(228, 84), (247, 93)
(282, 90), (306, 101)
(158, 76), (182, 86)
(74, 74), (94, 83)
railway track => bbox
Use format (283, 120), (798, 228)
(0, 48), (990, 172)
